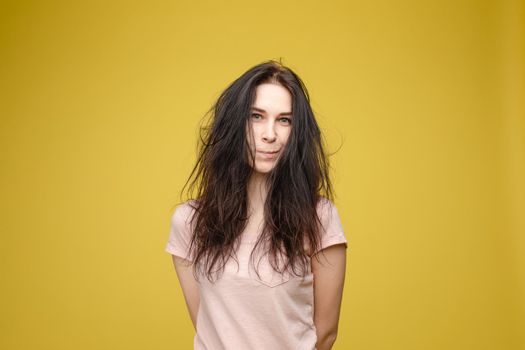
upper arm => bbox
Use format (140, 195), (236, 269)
(311, 198), (348, 341)
(311, 243), (347, 338)
(171, 255), (200, 330)
(165, 202), (200, 330)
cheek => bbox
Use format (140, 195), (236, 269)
(282, 128), (292, 144)
(245, 125), (255, 145)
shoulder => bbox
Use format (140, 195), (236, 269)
(316, 196), (338, 218)
(171, 199), (199, 229)
(317, 196), (333, 208)
(310, 196), (347, 256)
(166, 200), (199, 261)
(316, 196), (344, 233)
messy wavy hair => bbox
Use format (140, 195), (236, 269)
(175, 59), (337, 283)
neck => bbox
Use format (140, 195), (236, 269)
(247, 172), (268, 215)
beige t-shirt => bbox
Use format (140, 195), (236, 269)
(165, 197), (348, 350)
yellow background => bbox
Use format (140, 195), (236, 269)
(1, 0), (523, 349)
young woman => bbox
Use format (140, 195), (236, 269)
(165, 60), (348, 350)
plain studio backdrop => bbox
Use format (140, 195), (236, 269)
(1, 0), (524, 349)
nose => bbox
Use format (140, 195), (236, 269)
(262, 120), (277, 143)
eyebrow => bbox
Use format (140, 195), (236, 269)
(251, 107), (293, 117)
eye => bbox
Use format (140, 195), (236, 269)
(280, 117), (292, 124)
(251, 113), (262, 119)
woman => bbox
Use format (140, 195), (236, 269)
(165, 60), (348, 350)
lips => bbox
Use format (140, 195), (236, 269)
(257, 150), (280, 159)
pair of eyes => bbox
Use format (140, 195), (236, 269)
(251, 113), (292, 125)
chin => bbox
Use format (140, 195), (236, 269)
(245, 157), (278, 174)
(253, 163), (275, 174)
(254, 167), (273, 174)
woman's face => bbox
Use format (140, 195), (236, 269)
(246, 82), (293, 174)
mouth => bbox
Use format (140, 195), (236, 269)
(257, 150), (280, 159)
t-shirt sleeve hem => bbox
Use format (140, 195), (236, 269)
(165, 242), (193, 262)
(311, 234), (348, 256)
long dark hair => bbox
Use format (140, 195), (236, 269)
(175, 59), (336, 283)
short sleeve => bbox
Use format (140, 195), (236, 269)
(165, 201), (196, 262)
(311, 197), (348, 256)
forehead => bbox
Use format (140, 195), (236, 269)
(252, 83), (292, 111)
